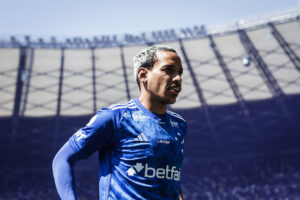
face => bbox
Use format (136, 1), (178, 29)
(145, 50), (183, 105)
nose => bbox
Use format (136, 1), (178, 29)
(172, 72), (182, 84)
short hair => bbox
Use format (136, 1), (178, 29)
(133, 45), (177, 89)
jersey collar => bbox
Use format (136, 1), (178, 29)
(133, 98), (167, 123)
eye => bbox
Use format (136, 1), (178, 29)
(163, 67), (173, 74)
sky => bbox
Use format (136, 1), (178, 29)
(0, 0), (299, 38)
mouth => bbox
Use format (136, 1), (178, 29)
(167, 85), (181, 95)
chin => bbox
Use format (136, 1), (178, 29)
(168, 98), (177, 104)
(154, 93), (178, 105)
(164, 96), (177, 105)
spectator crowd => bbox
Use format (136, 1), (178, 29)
(1, 156), (300, 199)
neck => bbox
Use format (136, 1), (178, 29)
(138, 95), (167, 115)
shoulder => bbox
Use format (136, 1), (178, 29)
(166, 110), (186, 123)
(167, 110), (187, 136)
(95, 100), (138, 121)
(108, 99), (137, 111)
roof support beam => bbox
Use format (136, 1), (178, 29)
(268, 22), (300, 73)
(20, 48), (34, 116)
(56, 48), (65, 117)
(178, 39), (209, 113)
(53, 48), (65, 152)
(178, 39), (226, 155)
(120, 45), (131, 101)
(91, 48), (97, 112)
(10, 46), (27, 159)
(238, 29), (294, 125)
(178, 39), (212, 127)
(208, 35), (264, 146)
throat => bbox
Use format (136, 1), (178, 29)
(138, 96), (167, 115)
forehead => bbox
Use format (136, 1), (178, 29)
(154, 50), (182, 68)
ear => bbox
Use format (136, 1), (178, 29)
(137, 67), (148, 84)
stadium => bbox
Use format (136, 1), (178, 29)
(1, 8), (300, 200)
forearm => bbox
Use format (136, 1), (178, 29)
(53, 158), (77, 200)
(52, 141), (82, 200)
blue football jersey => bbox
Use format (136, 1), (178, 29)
(69, 98), (187, 200)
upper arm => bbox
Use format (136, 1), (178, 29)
(68, 109), (117, 158)
(53, 140), (84, 168)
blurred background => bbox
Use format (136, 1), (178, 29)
(0, 0), (300, 199)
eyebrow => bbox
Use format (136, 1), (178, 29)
(164, 65), (183, 71)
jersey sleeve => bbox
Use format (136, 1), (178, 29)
(69, 108), (116, 158)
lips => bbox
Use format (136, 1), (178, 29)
(167, 85), (181, 95)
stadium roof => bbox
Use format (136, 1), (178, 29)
(0, 11), (299, 116)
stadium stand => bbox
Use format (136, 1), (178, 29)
(0, 11), (300, 199)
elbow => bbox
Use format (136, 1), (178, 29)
(52, 149), (69, 175)
(52, 152), (61, 175)
(52, 141), (82, 176)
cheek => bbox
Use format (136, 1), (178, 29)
(158, 77), (169, 92)
(148, 73), (169, 92)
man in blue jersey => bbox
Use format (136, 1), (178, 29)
(52, 45), (187, 200)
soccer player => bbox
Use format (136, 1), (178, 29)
(52, 45), (187, 200)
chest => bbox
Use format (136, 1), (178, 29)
(113, 113), (185, 167)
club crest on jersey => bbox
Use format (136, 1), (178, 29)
(132, 111), (148, 121)
(127, 163), (181, 181)
(170, 120), (179, 128)
(122, 111), (131, 118)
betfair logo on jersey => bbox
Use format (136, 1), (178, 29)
(127, 163), (181, 181)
